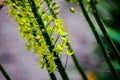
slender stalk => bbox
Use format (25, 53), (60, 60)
(53, 53), (69, 80)
(28, 0), (57, 80)
(0, 64), (11, 80)
(77, 0), (120, 79)
(28, 0), (69, 79)
(45, 0), (88, 80)
(72, 54), (88, 80)
(48, 72), (57, 80)
(66, 42), (88, 80)
(90, 0), (120, 65)
(43, 55), (57, 80)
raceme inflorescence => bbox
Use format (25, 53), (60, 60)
(6, 0), (73, 73)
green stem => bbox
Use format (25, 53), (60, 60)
(45, 0), (88, 80)
(77, 0), (120, 79)
(28, 0), (69, 80)
(48, 72), (57, 80)
(53, 53), (70, 80)
(90, 0), (120, 65)
(28, 1), (57, 80)
(66, 43), (88, 80)
(0, 64), (11, 80)
(72, 54), (88, 80)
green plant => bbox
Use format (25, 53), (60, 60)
(2, 0), (88, 80)
(1, 0), (120, 80)
(0, 64), (11, 80)
(65, 0), (120, 79)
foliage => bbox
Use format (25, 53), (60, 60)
(0, 0), (120, 80)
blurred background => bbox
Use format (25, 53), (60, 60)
(1, 0), (119, 80)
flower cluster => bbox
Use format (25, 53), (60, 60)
(40, 0), (73, 55)
(6, 0), (73, 73)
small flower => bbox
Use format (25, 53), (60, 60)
(54, 44), (63, 54)
(69, 7), (77, 13)
(66, 49), (74, 55)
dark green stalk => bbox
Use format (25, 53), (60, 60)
(77, 0), (120, 79)
(28, 1), (57, 80)
(53, 53), (69, 80)
(67, 43), (88, 80)
(72, 54), (88, 80)
(43, 55), (57, 80)
(45, 0), (88, 80)
(0, 64), (11, 80)
(28, 0), (69, 80)
(90, 0), (120, 65)
(48, 71), (57, 80)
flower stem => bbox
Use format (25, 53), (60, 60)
(77, 0), (120, 79)
(45, 0), (88, 80)
(0, 64), (11, 80)
(90, 0), (120, 65)
(48, 72), (57, 80)
(28, 0), (69, 79)
(72, 54), (88, 80)
(66, 42), (88, 80)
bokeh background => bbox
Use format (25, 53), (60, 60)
(0, 0), (105, 80)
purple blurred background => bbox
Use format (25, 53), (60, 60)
(0, 0), (102, 80)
